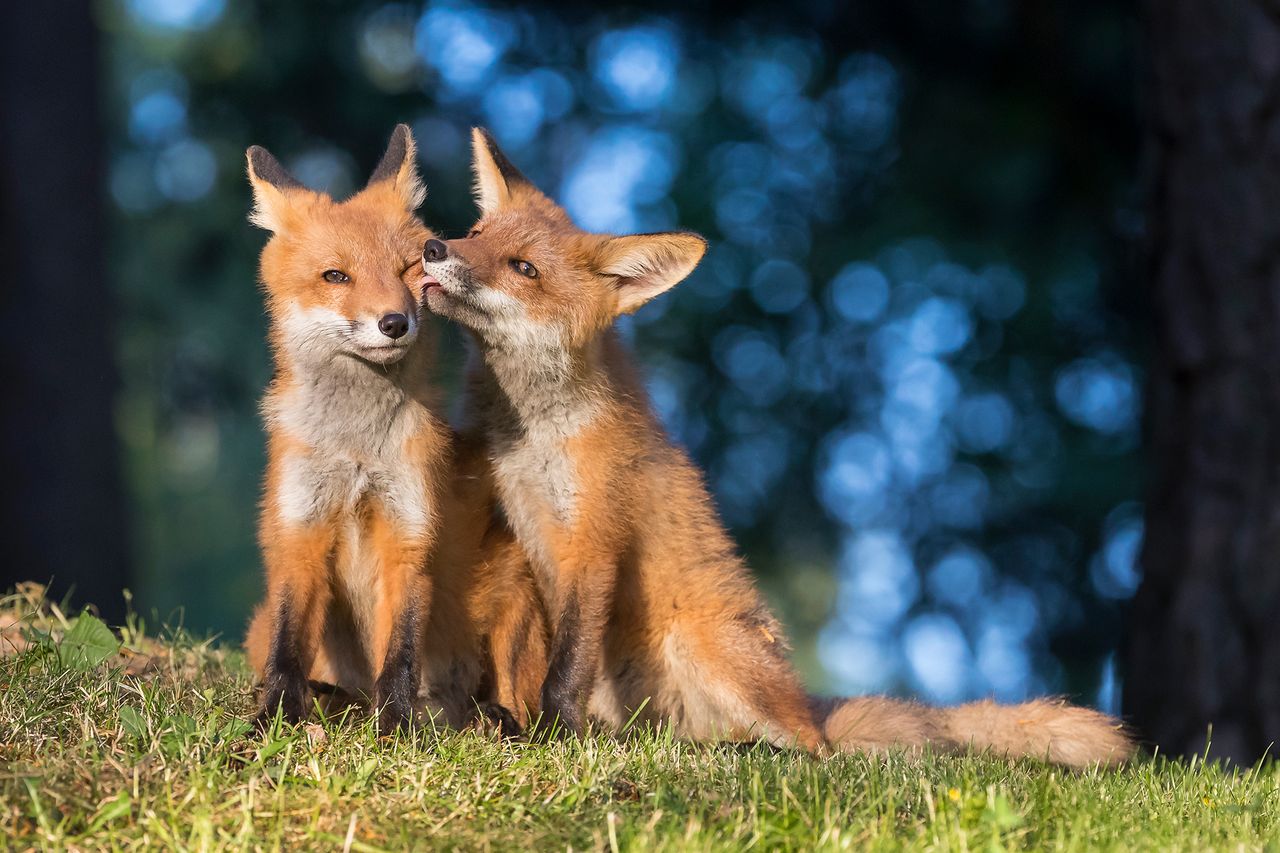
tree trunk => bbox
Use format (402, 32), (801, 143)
(1127, 0), (1280, 763)
(0, 2), (130, 621)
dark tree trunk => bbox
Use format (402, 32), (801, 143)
(0, 2), (129, 621)
(1127, 0), (1280, 763)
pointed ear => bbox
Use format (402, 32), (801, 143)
(471, 127), (532, 216)
(366, 123), (426, 210)
(246, 145), (304, 232)
(595, 231), (708, 314)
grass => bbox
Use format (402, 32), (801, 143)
(1, 588), (1277, 851)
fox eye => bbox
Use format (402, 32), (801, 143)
(511, 259), (538, 279)
(322, 270), (350, 284)
(465, 228), (482, 239)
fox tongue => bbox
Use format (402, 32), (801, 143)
(421, 274), (441, 288)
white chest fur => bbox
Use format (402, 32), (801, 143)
(479, 343), (601, 577)
(492, 423), (580, 522)
(489, 424), (578, 579)
(267, 355), (431, 538)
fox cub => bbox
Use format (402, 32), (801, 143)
(243, 126), (547, 733)
(418, 127), (1134, 767)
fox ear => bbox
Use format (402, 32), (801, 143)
(471, 127), (531, 216)
(366, 123), (426, 210)
(596, 231), (708, 314)
(246, 145), (305, 232)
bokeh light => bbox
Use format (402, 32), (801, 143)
(106, 0), (1142, 708)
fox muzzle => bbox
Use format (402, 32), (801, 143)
(423, 238), (448, 263)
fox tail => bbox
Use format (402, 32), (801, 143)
(816, 695), (1134, 768)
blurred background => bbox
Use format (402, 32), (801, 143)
(12, 0), (1272, 762)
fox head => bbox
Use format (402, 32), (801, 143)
(420, 128), (707, 351)
(248, 124), (433, 367)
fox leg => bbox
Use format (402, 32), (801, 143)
(244, 602), (270, 680)
(485, 569), (549, 731)
(540, 557), (616, 736)
(257, 525), (336, 727)
(365, 509), (432, 734)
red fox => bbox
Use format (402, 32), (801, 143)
(418, 127), (1135, 767)
(243, 126), (547, 733)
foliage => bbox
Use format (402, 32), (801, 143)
(58, 614), (122, 671)
(2, 598), (1275, 851)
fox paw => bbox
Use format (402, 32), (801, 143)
(477, 702), (523, 739)
(530, 705), (584, 742)
(374, 698), (417, 737)
(255, 684), (309, 731)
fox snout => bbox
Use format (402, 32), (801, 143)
(378, 312), (410, 340)
(423, 238), (448, 262)
(341, 307), (418, 365)
(421, 237), (470, 298)
(421, 236), (519, 335)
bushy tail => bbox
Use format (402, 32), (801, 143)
(817, 695), (1134, 768)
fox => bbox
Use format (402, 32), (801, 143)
(242, 125), (547, 734)
(417, 126), (1135, 767)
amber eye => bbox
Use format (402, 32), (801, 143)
(323, 270), (350, 284)
(511, 259), (538, 279)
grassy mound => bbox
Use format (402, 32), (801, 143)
(1, 586), (1275, 850)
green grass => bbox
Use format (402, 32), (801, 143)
(2, 588), (1277, 851)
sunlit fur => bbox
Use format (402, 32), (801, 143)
(421, 127), (1134, 767)
(243, 127), (547, 732)
(816, 696), (1135, 766)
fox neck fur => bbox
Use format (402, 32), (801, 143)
(263, 305), (446, 537)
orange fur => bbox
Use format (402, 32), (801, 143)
(419, 127), (1134, 766)
(817, 696), (1132, 768)
(243, 126), (546, 733)
(423, 129), (823, 749)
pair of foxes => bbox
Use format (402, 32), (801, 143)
(242, 124), (1133, 768)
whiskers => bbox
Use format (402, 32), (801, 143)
(287, 318), (357, 360)
(336, 319), (360, 344)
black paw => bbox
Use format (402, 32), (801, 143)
(530, 703), (584, 742)
(374, 694), (417, 736)
(479, 702), (523, 738)
(538, 676), (585, 741)
(255, 683), (309, 731)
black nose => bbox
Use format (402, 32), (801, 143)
(423, 238), (448, 262)
(378, 313), (409, 340)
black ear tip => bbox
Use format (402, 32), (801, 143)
(246, 145), (277, 177)
(472, 126), (529, 187)
(366, 124), (415, 186)
(389, 123), (413, 148)
(247, 145), (302, 189)
(473, 126), (499, 152)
